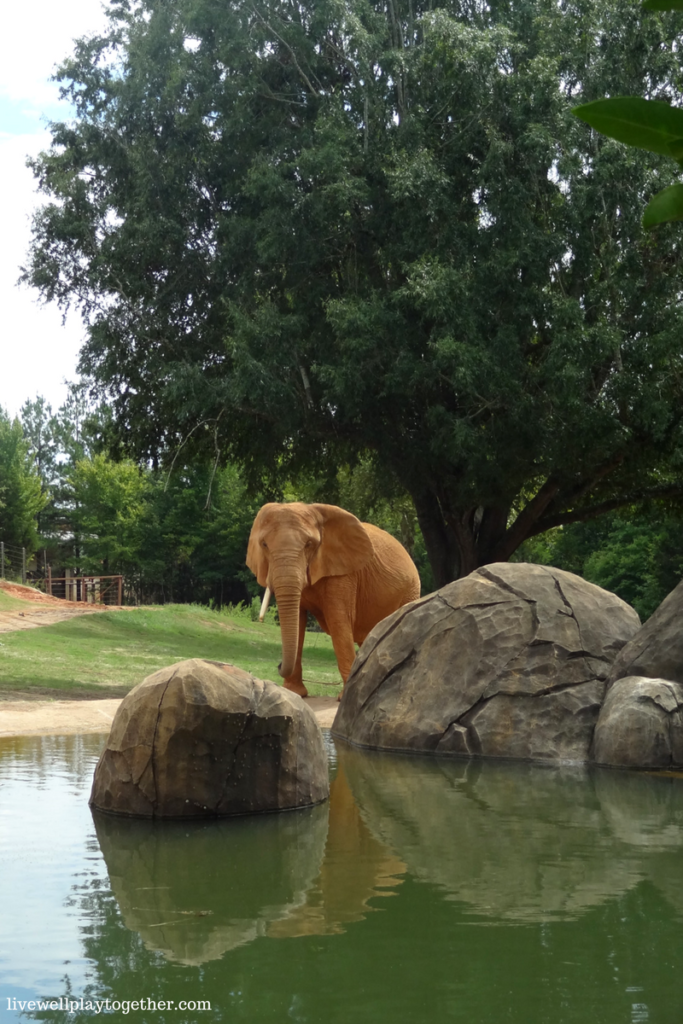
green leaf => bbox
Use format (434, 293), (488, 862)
(573, 97), (683, 156)
(642, 0), (683, 10)
(667, 138), (683, 162)
(643, 182), (683, 228)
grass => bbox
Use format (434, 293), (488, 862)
(0, 589), (33, 612)
(0, 601), (341, 699)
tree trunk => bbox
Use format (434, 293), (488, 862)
(411, 488), (516, 586)
(411, 479), (562, 588)
(411, 488), (461, 587)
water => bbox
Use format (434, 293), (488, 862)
(2, 733), (683, 1023)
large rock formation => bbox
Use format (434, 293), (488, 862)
(593, 676), (683, 768)
(333, 562), (640, 762)
(90, 659), (329, 817)
(607, 578), (683, 687)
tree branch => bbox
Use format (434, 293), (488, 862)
(252, 8), (319, 96)
(529, 483), (683, 535)
(490, 477), (560, 562)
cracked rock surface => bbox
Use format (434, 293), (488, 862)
(593, 676), (683, 768)
(89, 659), (329, 818)
(332, 563), (641, 762)
(607, 577), (683, 688)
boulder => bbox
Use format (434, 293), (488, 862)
(593, 676), (683, 768)
(90, 659), (329, 817)
(332, 562), (640, 763)
(607, 577), (683, 687)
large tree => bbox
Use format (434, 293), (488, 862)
(0, 409), (47, 551)
(25, 0), (683, 584)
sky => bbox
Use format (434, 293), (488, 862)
(0, 0), (110, 420)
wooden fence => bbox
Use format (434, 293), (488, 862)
(43, 572), (123, 606)
(0, 541), (123, 605)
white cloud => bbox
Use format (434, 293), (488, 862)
(0, 0), (109, 109)
(0, 132), (86, 420)
(0, 0), (110, 421)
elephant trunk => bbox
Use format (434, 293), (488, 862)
(269, 561), (305, 679)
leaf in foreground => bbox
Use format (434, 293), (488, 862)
(573, 97), (683, 160)
(643, 182), (683, 227)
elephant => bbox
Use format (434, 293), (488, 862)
(246, 502), (421, 697)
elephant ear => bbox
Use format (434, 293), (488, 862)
(308, 504), (374, 585)
(246, 505), (274, 587)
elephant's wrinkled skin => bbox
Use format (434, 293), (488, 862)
(247, 502), (420, 697)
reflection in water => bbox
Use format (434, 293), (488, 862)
(95, 737), (683, 963)
(268, 763), (406, 937)
(594, 768), (683, 849)
(94, 761), (407, 962)
(0, 733), (101, 791)
(0, 734), (108, 999)
(6, 734), (683, 1023)
(93, 804), (328, 964)
(338, 743), (683, 923)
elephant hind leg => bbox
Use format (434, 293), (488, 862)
(282, 606), (309, 698)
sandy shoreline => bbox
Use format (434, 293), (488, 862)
(0, 694), (338, 738)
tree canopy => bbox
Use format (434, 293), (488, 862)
(0, 409), (47, 551)
(24, 0), (683, 584)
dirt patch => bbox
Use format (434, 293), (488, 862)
(0, 606), (114, 632)
(0, 687), (130, 702)
(0, 694), (338, 737)
(0, 698), (124, 737)
(0, 580), (71, 603)
(0, 578), (117, 633)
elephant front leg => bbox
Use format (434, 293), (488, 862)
(282, 606), (309, 698)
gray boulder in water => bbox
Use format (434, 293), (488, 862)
(90, 658), (329, 818)
(333, 562), (640, 763)
(593, 676), (683, 768)
(607, 578), (683, 688)
(591, 578), (683, 768)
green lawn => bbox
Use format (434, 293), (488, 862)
(0, 603), (341, 699)
(0, 589), (33, 612)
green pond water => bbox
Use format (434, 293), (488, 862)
(1, 733), (683, 1024)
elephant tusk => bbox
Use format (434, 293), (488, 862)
(258, 586), (272, 622)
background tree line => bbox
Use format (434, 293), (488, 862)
(1, 391), (260, 605)
(0, 390), (436, 605)
(1, 388), (682, 617)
